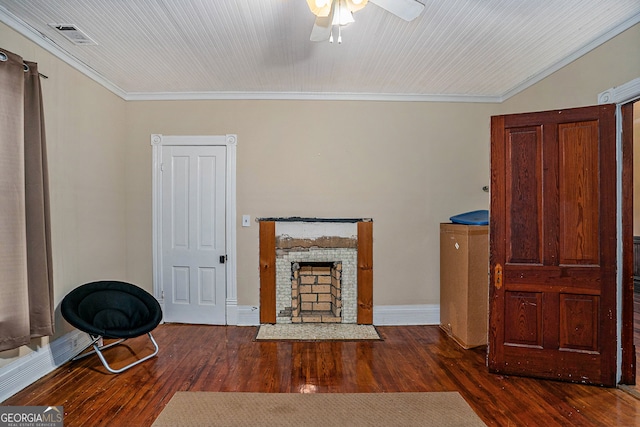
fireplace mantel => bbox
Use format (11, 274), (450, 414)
(257, 217), (372, 223)
(259, 219), (373, 325)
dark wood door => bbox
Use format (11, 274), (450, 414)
(489, 104), (617, 386)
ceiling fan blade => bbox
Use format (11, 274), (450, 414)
(369, 0), (425, 21)
(310, 15), (332, 41)
(310, 1), (336, 42)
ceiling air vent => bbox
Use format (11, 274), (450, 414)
(49, 24), (97, 45)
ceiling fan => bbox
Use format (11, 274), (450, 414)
(306, 0), (425, 43)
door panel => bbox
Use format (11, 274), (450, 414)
(162, 145), (226, 324)
(489, 104), (617, 386)
(504, 291), (542, 347)
(559, 294), (599, 352)
(558, 120), (600, 265)
(505, 126), (542, 264)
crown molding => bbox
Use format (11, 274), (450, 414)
(598, 76), (640, 105)
(123, 90), (502, 103)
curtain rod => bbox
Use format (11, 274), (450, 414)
(1, 51), (48, 79)
(23, 63), (48, 79)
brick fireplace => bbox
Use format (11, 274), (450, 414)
(258, 218), (373, 325)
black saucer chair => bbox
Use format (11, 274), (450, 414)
(61, 281), (163, 373)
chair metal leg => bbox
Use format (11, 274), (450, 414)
(72, 333), (159, 374)
(72, 336), (125, 361)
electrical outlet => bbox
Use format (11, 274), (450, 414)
(69, 336), (79, 353)
(242, 215), (251, 227)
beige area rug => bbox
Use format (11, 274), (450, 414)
(255, 323), (381, 341)
(151, 392), (486, 427)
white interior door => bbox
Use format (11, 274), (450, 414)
(161, 145), (226, 324)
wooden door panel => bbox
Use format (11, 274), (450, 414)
(504, 291), (543, 347)
(500, 346), (603, 380)
(559, 293), (599, 352)
(558, 120), (600, 265)
(490, 104), (617, 387)
(504, 266), (602, 289)
(505, 126), (542, 264)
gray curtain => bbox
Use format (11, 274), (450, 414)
(0, 47), (54, 351)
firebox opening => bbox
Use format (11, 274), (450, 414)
(291, 261), (342, 323)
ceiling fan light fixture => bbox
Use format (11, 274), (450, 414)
(307, 0), (332, 17)
(309, 0), (424, 43)
(306, 0), (369, 18)
(347, 0), (369, 13)
(333, 0), (355, 26)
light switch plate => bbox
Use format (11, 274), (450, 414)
(242, 215), (251, 227)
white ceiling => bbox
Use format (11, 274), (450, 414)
(1, 0), (639, 102)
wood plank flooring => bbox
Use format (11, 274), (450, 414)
(3, 324), (639, 426)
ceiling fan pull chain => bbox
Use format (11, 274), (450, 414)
(329, 28), (334, 43)
(338, 26), (342, 44)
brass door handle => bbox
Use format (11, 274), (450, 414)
(494, 263), (502, 289)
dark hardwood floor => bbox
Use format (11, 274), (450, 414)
(2, 323), (640, 426)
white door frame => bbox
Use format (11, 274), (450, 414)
(151, 134), (238, 325)
(598, 76), (640, 382)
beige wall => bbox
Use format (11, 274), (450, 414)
(0, 19), (638, 368)
(125, 100), (495, 306)
(125, 24), (640, 308)
(0, 23), (128, 367)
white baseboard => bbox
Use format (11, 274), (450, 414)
(236, 306), (260, 326)
(226, 299), (239, 325)
(0, 329), (92, 403)
(373, 304), (440, 325)
(236, 304), (440, 326)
